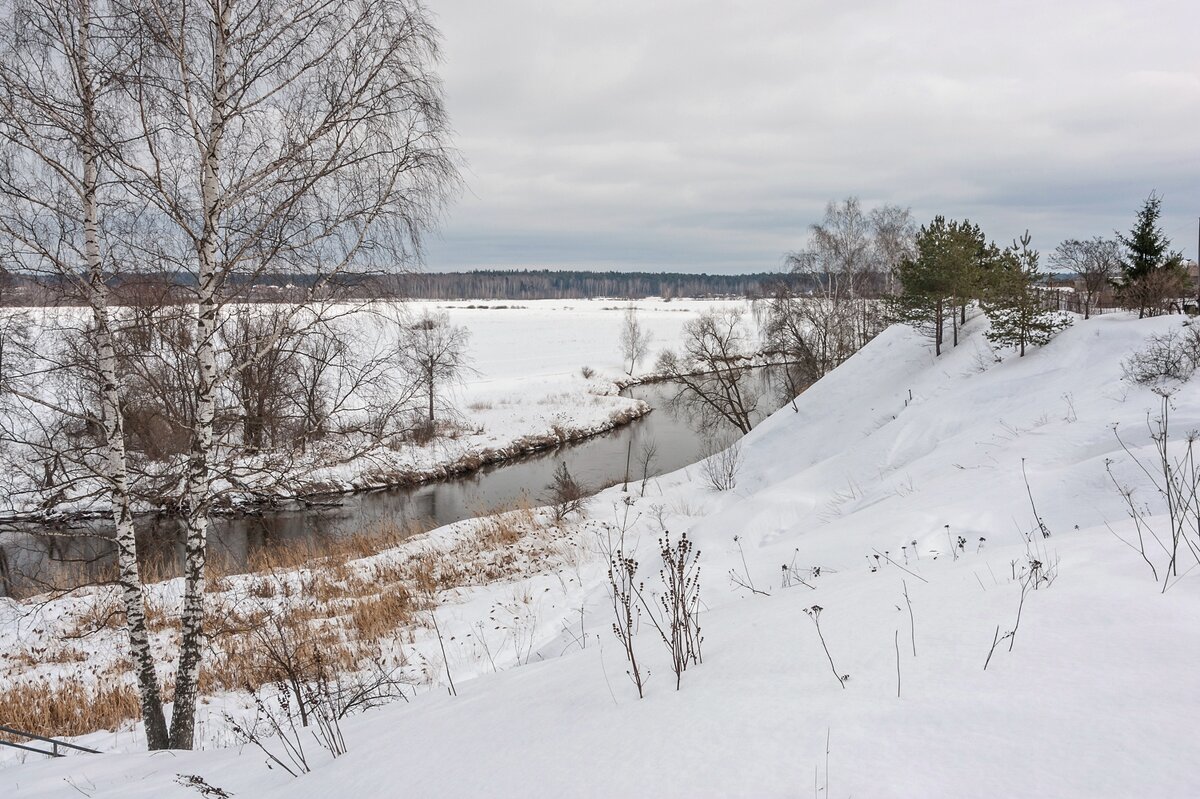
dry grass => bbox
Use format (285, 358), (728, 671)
(201, 610), (352, 695)
(63, 590), (125, 638)
(0, 679), (141, 739)
(144, 597), (171, 633)
(191, 501), (553, 700)
(5, 645), (87, 668)
(6, 497), (578, 742)
(138, 549), (180, 585)
(229, 520), (427, 578)
(347, 589), (418, 641)
(473, 507), (531, 550)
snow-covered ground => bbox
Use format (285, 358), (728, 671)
(4, 312), (1200, 797)
(0, 298), (752, 517)
(295, 298), (757, 494)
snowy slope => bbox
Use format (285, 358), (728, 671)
(5, 313), (1199, 798)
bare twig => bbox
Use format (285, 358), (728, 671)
(902, 579), (916, 657)
(983, 624), (1001, 671)
(803, 606), (846, 690)
(872, 549), (928, 584)
(894, 629), (901, 698)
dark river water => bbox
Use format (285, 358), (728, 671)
(0, 375), (782, 597)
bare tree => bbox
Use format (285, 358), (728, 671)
(223, 306), (300, 453)
(700, 434), (742, 492)
(761, 198), (912, 404)
(0, 0), (172, 747)
(657, 308), (758, 434)
(790, 198), (875, 298)
(619, 305), (653, 376)
(755, 283), (865, 402)
(869, 204), (918, 295)
(115, 0), (456, 749)
(396, 309), (471, 426)
(1050, 237), (1122, 319)
(637, 438), (657, 497)
(787, 198), (914, 299)
(285, 313), (413, 454)
(0, 273), (30, 394)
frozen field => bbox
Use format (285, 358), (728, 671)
(302, 297), (759, 495)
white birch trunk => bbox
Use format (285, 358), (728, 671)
(169, 0), (231, 750)
(78, 0), (170, 750)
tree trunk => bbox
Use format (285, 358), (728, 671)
(171, 225), (218, 752)
(171, 249), (218, 752)
(79, 1), (170, 751)
(428, 370), (435, 423)
(95, 302), (170, 750)
(934, 298), (943, 357)
(171, 2), (231, 750)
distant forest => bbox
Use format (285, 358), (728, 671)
(0, 269), (808, 304)
(377, 270), (802, 300)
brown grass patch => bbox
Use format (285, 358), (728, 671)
(5, 494), (578, 742)
(0, 679), (141, 739)
(347, 589), (418, 641)
(64, 591), (124, 638)
(143, 597), (172, 633)
(226, 520), (426, 578)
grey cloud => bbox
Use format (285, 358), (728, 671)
(425, 0), (1200, 272)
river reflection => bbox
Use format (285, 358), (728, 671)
(1, 371), (786, 596)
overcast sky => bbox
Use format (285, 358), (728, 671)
(423, 0), (1200, 274)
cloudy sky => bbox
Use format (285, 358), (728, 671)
(424, 0), (1200, 273)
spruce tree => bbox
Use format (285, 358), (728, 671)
(1115, 194), (1187, 317)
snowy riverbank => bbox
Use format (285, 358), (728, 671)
(0, 298), (752, 521)
(4, 312), (1199, 797)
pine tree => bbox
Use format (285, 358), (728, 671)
(983, 232), (1070, 357)
(892, 216), (992, 355)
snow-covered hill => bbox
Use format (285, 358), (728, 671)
(5, 313), (1199, 798)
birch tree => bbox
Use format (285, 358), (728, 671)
(619, 305), (653, 376)
(0, 0), (171, 748)
(761, 199), (914, 404)
(116, 0), (457, 748)
(397, 309), (471, 425)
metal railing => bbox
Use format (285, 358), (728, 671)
(0, 724), (100, 757)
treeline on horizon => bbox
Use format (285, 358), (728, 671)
(0, 268), (810, 304)
(376, 269), (803, 300)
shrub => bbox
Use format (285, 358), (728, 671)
(1122, 324), (1200, 388)
(701, 435), (743, 491)
(545, 462), (586, 522)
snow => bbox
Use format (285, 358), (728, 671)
(0, 298), (751, 516)
(4, 311), (1200, 797)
